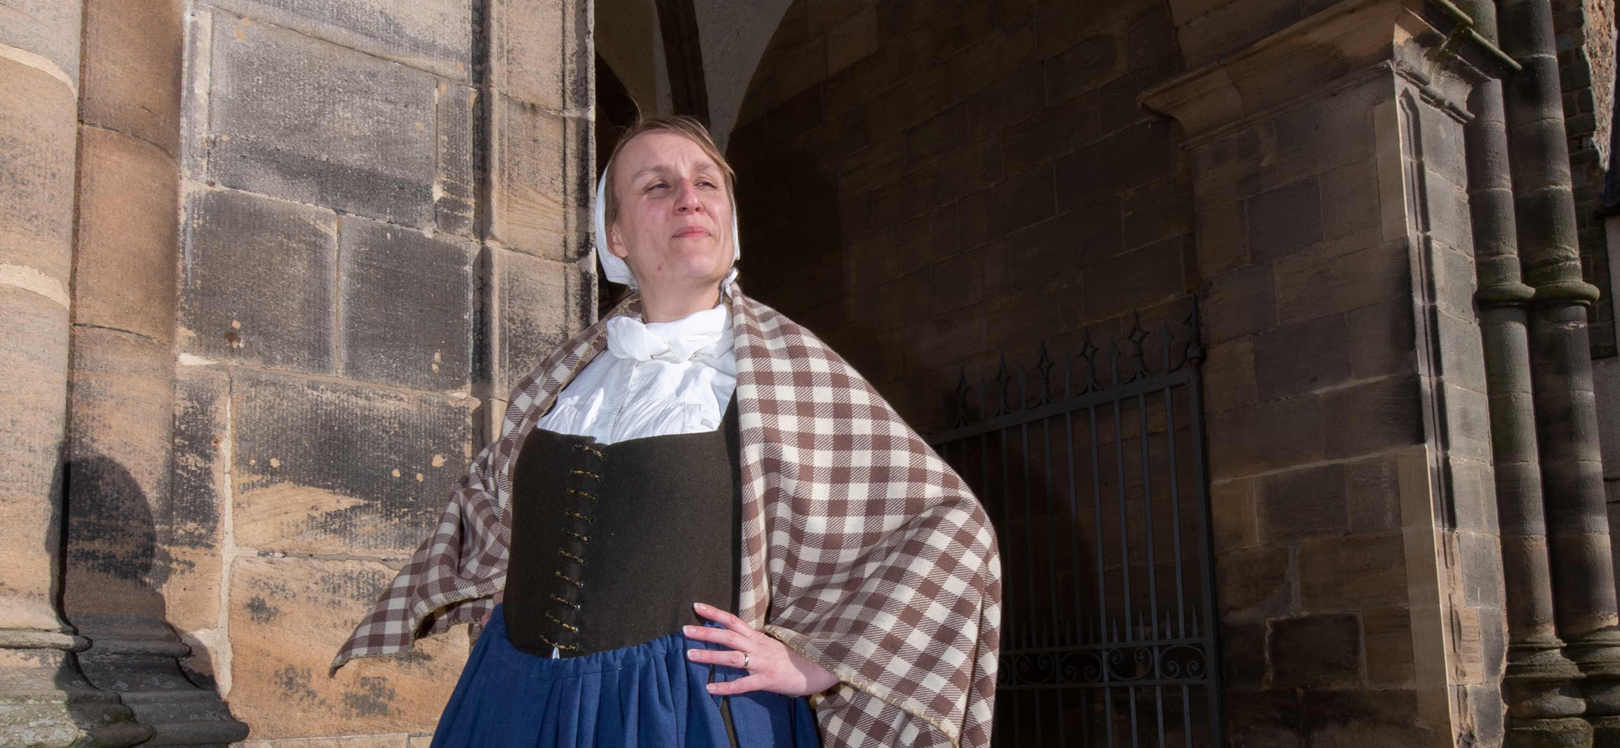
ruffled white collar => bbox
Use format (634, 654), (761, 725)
(604, 303), (733, 364)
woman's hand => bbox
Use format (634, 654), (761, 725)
(684, 602), (839, 697)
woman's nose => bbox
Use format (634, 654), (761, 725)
(674, 182), (703, 213)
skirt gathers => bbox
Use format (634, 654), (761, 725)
(431, 605), (822, 748)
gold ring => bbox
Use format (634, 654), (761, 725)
(742, 652), (751, 669)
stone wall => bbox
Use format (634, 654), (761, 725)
(733, 0), (1508, 745)
(54, 0), (593, 742)
(727, 0), (1193, 428)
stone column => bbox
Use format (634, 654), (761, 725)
(63, 0), (248, 742)
(1499, 0), (1620, 740)
(0, 2), (147, 745)
(1455, 0), (1591, 745)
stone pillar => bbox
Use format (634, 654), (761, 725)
(1455, 0), (1591, 744)
(63, 0), (249, 742)
(1143, 0), (1509, 744)
(0, 1), (147, 745)
(1499, 0), (1620, 740)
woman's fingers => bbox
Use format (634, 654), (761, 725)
(681, 624), (749, 651)
(685, 646), (752, 669)
(706, 673), (770, 696)
(691, 602), (754, 637)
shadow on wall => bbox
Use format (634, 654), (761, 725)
(52, 454), (247, 744)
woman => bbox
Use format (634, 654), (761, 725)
(331, 116), (1001, 748)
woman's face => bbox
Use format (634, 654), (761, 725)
(607, 131), (734, 293)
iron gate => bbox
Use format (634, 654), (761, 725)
(927, 299), (1223, 747)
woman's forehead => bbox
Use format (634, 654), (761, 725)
(619, 132), (718, 176)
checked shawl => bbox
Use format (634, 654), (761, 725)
(331, 283), (1002, 748)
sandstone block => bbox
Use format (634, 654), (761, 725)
(1299, 532), (1408, 611)
(966, 62), (1043, 142)
(1254, 314), (1350, 401)
(489, 97), (591, 260)
(63, 328), (175, 621)
(490, 0), (590, 111)
(1269, 613), (1361, 688)
(1082, 234), (1189, 320)
(80, 0), (184, 155)
(1246, 176), (1322, 265)
(1318, 159), (1381, 242)
(1220, 620), (1267, 689)
(240, 735), (409, 748)
(179, 189), (336, 374)
(1274, 232), (1408, 327)
(490, 248), (581, 394)
(231, 370), (476, 556)
(1006, 200), (1121, 291)
(73, 126), (179, 344)
(1003, 91), (1101, 175)
(201, 0), (472, 81)
(1122, 178), (1192, 252)
(1361, 606), (1416, 686)
(1347, 298), (1417, 380)
(1194, 199), (1249, 275)
(0, 0), (83, 82)
(1346, 453), (1401, 533)
(206, 16), (440, 226)
(338, 216), (475, 392)
(1202, 263), (1275, 344)
(435, 83), (477, 238)
(226, 557), (466, 738)
(1257, 463), (1348, 543)
(168, 364), (229, 632)
(1321, 374), (1423, 459)
(827, 6), (879, 75)
(1054, 118), (1174, 210)
(944, 15), (1036, 104)
(0, 56), (79, 285)
(1202, 338), (1257, 416)
(1206, 395), (1323, 479)
(1217, 544), (1292, 620)
(1044, 33), (1118, 106)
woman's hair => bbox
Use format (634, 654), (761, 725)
(601, 114), (737, 228)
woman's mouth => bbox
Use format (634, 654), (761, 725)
(673, 227), (709, 238)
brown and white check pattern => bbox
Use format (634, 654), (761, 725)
(332, 282), (1001, 748)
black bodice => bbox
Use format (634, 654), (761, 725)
(502, 396), (742, 657)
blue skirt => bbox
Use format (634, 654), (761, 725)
(431, 605), (822, 748)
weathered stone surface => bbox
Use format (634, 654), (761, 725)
(491, 248), (583, 392)
(74, 126), (179, 344)
(1211, 476), (1258, 550)
(1218, 544), (1292, 620)
(1207, 395), (1323, 479)
(490, 0), (591, 111)
(1346, 298), (1416, 380)
(200, 0), (471, 81)
(1202, 262), (1274, 344)
(227, 557), (466, 738)
(1202, 337), (1257, 416)
(1220, 620), (1267, 689)
(1346, 453), (1400, 533)
(1321, 374), (1423, 459)
(1270, 613), (1361, 688)
(1254, 314), (1350, 401)
(0, 285), (68, 632)
(1361, 606), (1415, 686)
(63, 327), (175, 623)
(338, 217), (475, 392)
(80, 0), (184, 155)
(1082, 234), (1189, 319)
(435, 83), (477, 238)
(179, 189), (336, 374)
(0, 0), (83, 83)
(1257, 463), (1347, 543)
(1246, 176), (1322, 264)
(489, 97), (591, 260)
(206, 15), (439, 227)
(1274, 232), (1409, 327)
(168, 364), (228, 633)
(231, 370), (476, 556)
(0, 56), (79, 286)
(1299, 532), (1408, 611)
